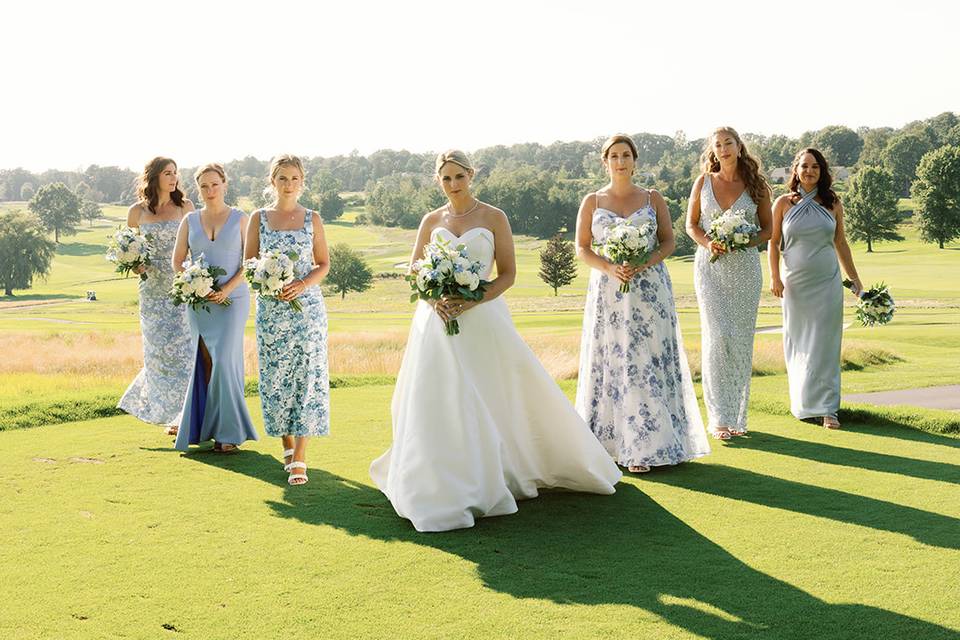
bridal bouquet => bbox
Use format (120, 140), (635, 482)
(597, 217), (656, 292)
(170, 254), (231, 313)
(408, 238), (490, 336)
(706, 209), (760, 263)
(243, 250), (303, 312)
(106, 226), (154, 281)
(844, 279), (895, 326)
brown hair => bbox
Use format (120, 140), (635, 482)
(788, 147), (837, 209)
(136, 157), (185, 214)
(194, 163), (227, 184)
(435, 149), (475, 176)
(601, 134), (638, 160)
(699, 127), (770, 205)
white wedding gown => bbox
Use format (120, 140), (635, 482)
(370, 226), (622, 532)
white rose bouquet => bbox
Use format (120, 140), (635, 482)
(243, 250), (303, 312)
(706, 208), (760, 263)
(596, 217), (657, 292)
(408, 237), (490, 336)
(170, 254), (231, 313)
(106, 226), (154, 281)
(844, 279), (895, 326)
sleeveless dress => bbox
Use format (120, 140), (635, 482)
(694, 175), (762, 433)
(254, 209), (330, 437)
(174, 209), (258, 450)
(118, 217), (193, 425)
(370, 226), (621, 533)
(575, 196), (710, 468)
(781, 188), (842, 419)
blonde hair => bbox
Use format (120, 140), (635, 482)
(601, 134), (638, 160)
(435, 149), (475, 176)
(194, 162), (227, 184)
(699, 126), (770, 204)
(264, 154), (306, 202)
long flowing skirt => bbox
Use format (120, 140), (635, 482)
(370, 299), (621, 533)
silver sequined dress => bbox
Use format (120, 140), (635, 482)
(693, 176), (762, 432)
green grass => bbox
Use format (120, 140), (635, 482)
(1, 386), (958, 639)
(1, 201), (959, 637)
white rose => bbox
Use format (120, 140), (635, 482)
(468, 272), (480, 290)
(265, 276), (283, 293)
(416, 269), (430, 290)
(437, 259), (453, 275)
(454, 270), (473, 286)
(180, 281), (196, 296)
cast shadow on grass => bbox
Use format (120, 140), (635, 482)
(727, 431), (960, 485)
(188, 452), (959, 639)
(643, 463), (960, 550)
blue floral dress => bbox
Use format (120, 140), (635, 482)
(575, 202), (710, 468)
(254, 209), (330, 437)
(118, 218), (193, 425)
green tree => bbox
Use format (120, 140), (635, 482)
(326, 243), (373, 299)
(319, 190), (345, 222)
(20, 182), (35, 200)
(811, 125), (863, 166)
(843, 167), (903, 252)
(857, 127), (894, 167)
(538, 234), (578, 295)
(672, 214), (697, 257)
(80, 199), (103, 227)
(28, 182), (82, 242)
(911, 145), (960, 249)
(0, 211), (56, 296)
(882, 132), (931, 196)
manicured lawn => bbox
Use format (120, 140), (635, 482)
(1, 385), (958, 639)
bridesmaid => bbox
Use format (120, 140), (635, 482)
(769, 148), (863, 429)
(118, 157), (194, 435)
(172, 164), (257, 452)
(686, 127), (772, 439)
(575, 134), (710, 473)
(245, 155), (330, 485)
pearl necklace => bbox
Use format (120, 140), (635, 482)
(447, 198), (480, 217)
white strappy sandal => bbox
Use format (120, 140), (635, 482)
(287, 462), (308, 486)
(282, 448), (295, 471)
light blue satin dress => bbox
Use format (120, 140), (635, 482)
(174, 209), (258, 449)
(781, 188), (843, 419)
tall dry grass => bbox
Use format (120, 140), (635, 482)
(0, 332), (900, 381)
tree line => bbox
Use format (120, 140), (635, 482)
(3, 112), (960, 296)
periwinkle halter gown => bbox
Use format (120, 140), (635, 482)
(780, 188), (843, 420)
(174, 209), (258, 449)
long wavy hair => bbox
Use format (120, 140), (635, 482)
(699, 127), (770, 204)
(136, 157), (185, 214)
(788, 147), (837, 209)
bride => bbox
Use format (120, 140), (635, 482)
(370, 149), (622, 532)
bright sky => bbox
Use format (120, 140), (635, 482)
(3, 0), (957, 172)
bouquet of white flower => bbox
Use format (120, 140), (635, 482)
(844, 279), (895, 326)
(170, 254), (231, 313)
(706, 208), (760, 263)
(596, 217), (657, 292)
(106, 226), (154, 281)
(408, 237), (490, 335)
(243, 250), (303, 312)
